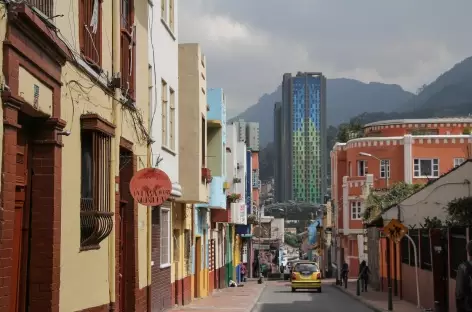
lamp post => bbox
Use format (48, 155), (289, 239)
(358, 152), (389, 188)
(358, 151), (392, 309)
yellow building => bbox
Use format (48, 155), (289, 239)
(178, 43), (211, 300)
(0, 2), (150, 311)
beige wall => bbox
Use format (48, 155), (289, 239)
(54, 1), (150, 311)
(178, 43), (209, 203)
(207, 128), (223, 176)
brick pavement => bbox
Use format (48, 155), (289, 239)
(170, 280), (266, 312)
(333, 280), (422, 312)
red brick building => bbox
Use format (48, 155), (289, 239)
(331, 118), (472, 278)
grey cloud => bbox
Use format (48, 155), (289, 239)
(179, 0), (472, 116)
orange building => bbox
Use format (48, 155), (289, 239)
(331, 118), (472, 278)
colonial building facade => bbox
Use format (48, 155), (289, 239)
(0, 1), (150, 311)
(331, 118), (472, 278)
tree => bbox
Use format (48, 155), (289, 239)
(363, 182), (424, 222)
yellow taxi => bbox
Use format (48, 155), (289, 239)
(290, 261), (321, 292)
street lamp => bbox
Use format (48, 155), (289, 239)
(358, 152), (392, 310)
(358, 152), (389, 187)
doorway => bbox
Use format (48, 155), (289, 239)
(10, 115), (33, 312)
(194, 237), (202, 298)
(118, 148), (134, 311)
(431, 229), (449, 312)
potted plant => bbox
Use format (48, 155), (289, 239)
(247, 214), (258, 225)
(233, 177), (242, 183)
(227, 193), (241, 203)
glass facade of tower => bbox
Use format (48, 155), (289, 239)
(291, 76), (322, 203)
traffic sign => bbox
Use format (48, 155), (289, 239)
(383, 219), (408, 243)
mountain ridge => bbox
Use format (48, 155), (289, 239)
(229, 78), (414, 148)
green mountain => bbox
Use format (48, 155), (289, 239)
(259, 56), (472, 181)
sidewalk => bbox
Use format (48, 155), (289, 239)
(333, 280), (421, 312)
(170, 280), (266, 312)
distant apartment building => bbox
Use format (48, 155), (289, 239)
(232, 120), (261, 209)
(331, 117), (472, 278)
(274, 72), (327, 204)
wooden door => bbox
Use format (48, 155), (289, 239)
(194, 237), (201, 298)
(431, 229), (449, 312)
(118, 150), (132, 311)
(11, 126), (32, 312)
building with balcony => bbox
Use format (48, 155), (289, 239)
(0, 1), (150, 311)
(178, 43), (209, 204)
(176, 43), (209, 306)
(331, 117), (472, 278)
(149, 0), (183, 310)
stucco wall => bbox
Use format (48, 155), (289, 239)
(55, 0), (150, 310)
(149, 0), (179, 186)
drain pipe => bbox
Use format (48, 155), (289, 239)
(147, 133), (152, 311)
(108, 0), (121, 310)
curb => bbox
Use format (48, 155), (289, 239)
(249, 282), (268, 312)
(331, 283), (384, 312)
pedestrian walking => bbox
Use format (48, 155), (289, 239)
(340, 262), (349, 287)
(359, 260), (370, 292)
(456, 240), (472, 312)
(241, 263), (247, 282)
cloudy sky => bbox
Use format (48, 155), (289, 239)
(178, 0), (472, 118)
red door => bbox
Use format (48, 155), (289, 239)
(10, 127), (32, 312)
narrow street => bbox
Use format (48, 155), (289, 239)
(252, 282), (374, 312)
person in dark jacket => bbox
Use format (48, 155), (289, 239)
(340, 262), (349, 286)
(456, 240), (472, 312)
(359, 260), (371, 292)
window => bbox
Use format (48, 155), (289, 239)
(80, 114), (114, 250)
(413, 159), (439, 178)
(28, 0), (54, 17)
(348, 161), (352, 176)
(350, 201), (361, 220)
(357, 160), (367, 176)
(161, 0), (167, 20)
(161, 80), (168, 146)
(120, 0), (136, 99)
(169, 88), (176, 150)
(168, 0), (174, 31)
(79, 0), (102, 70)
(160, 207), (171, 266)
(380, 160), (390, 178)
(201, 117), (206, 167)
(454, 158), (465, 168)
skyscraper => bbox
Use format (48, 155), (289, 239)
(274, 72), (327, 204)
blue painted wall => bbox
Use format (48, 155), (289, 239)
(209, 176), (226, 209)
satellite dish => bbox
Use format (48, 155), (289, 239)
(253, 226), (263, 238)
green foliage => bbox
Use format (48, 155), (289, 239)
(445, 197), (472, 227)
(462, 128), (471, 135)
(336, 120), (364, 143)
(421, 216), (444, 228)
(284, 232), (302, 248)
(363, 182), (424, 222)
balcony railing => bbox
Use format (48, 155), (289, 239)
(27, 0), (54, 17)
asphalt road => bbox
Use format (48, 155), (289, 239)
(251, 282), (374, 312)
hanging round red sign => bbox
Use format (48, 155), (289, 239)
(129, 168), (172, 206)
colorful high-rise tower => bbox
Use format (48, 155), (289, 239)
(274, 72), (327, 204)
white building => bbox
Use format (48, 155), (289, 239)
(226, 124), (247, 224)
(148, 0), (182, 198)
